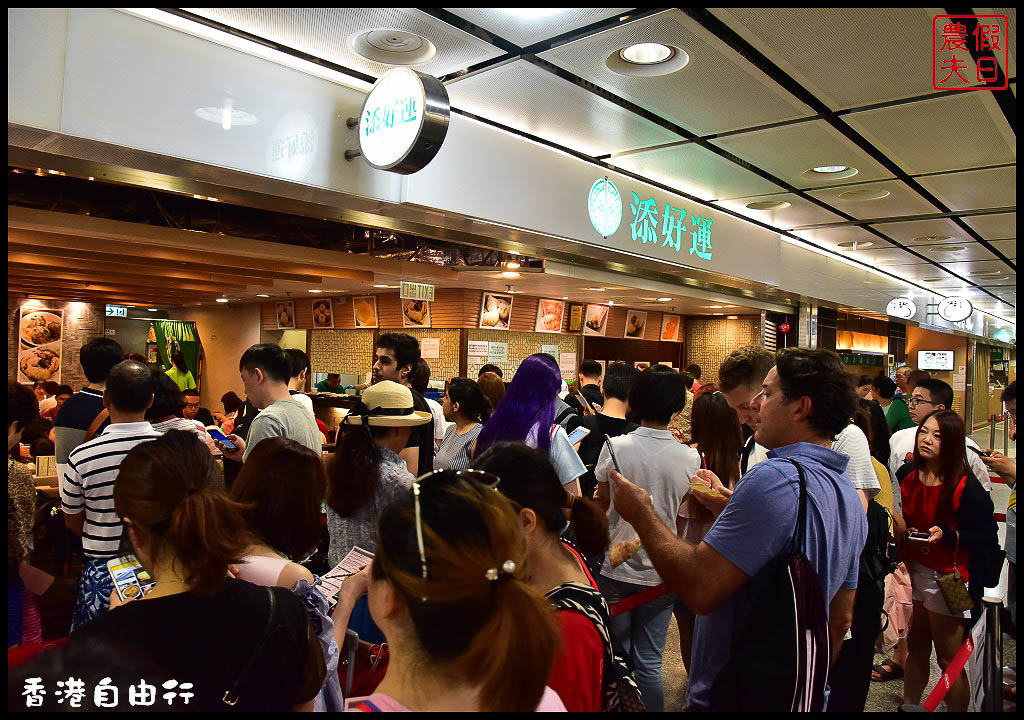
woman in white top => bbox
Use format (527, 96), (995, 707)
(473, 354), (586, 493)
(228, 436), (344, 710)
(594, 366), (699, 712)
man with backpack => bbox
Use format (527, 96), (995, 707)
(610, 348), (867, 711)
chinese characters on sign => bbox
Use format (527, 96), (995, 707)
(22, 678), (194, 709)
(269, 131), (315, 163)
(628, 192), (714, 262)
(933, 15), (1009, 90)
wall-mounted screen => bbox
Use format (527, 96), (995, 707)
(918, 350), (954, 371)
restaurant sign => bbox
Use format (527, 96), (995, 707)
(937, 296), (973, 323)
(400, 281), (435, 302)
(358, 68), (450, 175)
(885, 297), (917, 320)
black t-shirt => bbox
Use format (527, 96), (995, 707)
(69, 579), (324, 712)
(406, 389), (435, 478)
(562, 384), (604, 417)
(566, 413), (639, 497)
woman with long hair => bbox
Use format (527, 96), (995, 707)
(164, 350), (197, 392)
(675, 390), (743, 674)
(476, 371), (505, 414)
(67, 431), (325, 711)
(434, 378), (491, 471)
(899, 410), (1000, 711)
(334, 470), (565, 711)
(473, 442), (643, 711)
(473, 354), (585, 491)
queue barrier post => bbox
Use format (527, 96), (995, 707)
(989, 414), (997, 453)
(1003, 413), (1010, 454)
(981, 597), (1003, 713)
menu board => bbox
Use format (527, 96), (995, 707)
(18, 306), (63, 384)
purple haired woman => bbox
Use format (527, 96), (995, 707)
(474, 354), (587, 494)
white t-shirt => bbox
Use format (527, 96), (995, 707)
(288, 391), (315, 420)
(526, 424), (587, 487)
(831, 424), (881, 497)
(741, 436), (770, 474)
(888, 425), (992, 492)
(425, 397), (448, 442)
(39, 396), (57, 413)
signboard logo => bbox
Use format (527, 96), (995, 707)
(358, 68), (450, 174)
(400, 281), (435, 302)
(629, 192), (713, 260)
(266, 110), (318, 181)
(933, 15), (1009, 90)
(937, 296), (973, 322)
(588, 178), (622, 238)
(886, 297), (917, 319)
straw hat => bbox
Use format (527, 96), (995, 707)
(342, 381), (432, 427)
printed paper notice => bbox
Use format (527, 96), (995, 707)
(487, 342), (508, 364)
(315, 545), (375, 600)
(468, 340), (489, 357)
(421, 338), (440, 359)
(952, 370), (966, 392)
(559, 352), (577, 375)
(541, 344), (558, 359)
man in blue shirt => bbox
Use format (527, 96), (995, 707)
(611, 348), (867, 710)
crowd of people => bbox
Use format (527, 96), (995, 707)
(7, 332), (1015, 712)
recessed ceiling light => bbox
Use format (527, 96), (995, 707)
(932, 245), (966, 253)
(657, 297), (672, 302)
(505, 260), (521, 269)
(607, 300), (615, 306)
(914, 235), (952, 243)
(712, 313), (724, 316)
(745, 200), (792, 211)
(726, 315), (739, 319)
(837, 240), (875, 250)
(802, 166), (859, 181)
(812, 165), (849, 173)
(585, 287), (605, 291)
(837, 188), (890, 201)
(351, 29), (437, 65)
(194, 104), (259, 129)
(308, 289), (323, 293)
(147, 307), (159, 311)
(256, 293), (270, 298)
(706, 305), (724, 309)
(372, 284), (389, 288)
(620, 43), (675, 65)
(500, 271), (521, 278)
(561, 296), (568, 300)
(216, 298), (229, 303)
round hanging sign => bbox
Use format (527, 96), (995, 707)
(588, 177), (622, 238)
(357, 67), (450, 174)
(886, 297), (917, 320)
(937, 296), (973, 323)
(778, 322), (790, 334)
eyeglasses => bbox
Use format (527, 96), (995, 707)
(411, 469), (502, 585)
(908, 397), (937, 408)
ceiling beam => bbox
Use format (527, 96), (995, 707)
(7, 262), (252, 290)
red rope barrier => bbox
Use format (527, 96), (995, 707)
(608, 583), (670, 617)
(922, 630), (975, 711)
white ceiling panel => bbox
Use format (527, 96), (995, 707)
(843, 92), (1015, 174)
(939, 260), (1014, 276)
(988, 238), (1016, 259)
(713, 192), (844, 229)
(791, 225), (894, 252)
(962, 212), (1016, 240)
(709, 8), (981, 109)
(913, 242), (1000, 263)
(710, 120), (894, 189)
(539, 9), (814, 136)
(182, 8), (504, 78)
(915, 166), (1017, 211)
(607, 143), (782, 201)
(870, 218), (978, 246)
(805, 180), (940, 220)
(836, 246), (929, 267)
(446, 59), (683, 156)
(443, 8), (630, 47)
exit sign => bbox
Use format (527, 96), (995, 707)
(105, 304), (127, 317)
(400, 282), (435, 302)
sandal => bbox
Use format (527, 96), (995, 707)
(871, 660), (905, 682)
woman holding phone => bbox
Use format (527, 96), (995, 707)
(898, 410), (1000, 712)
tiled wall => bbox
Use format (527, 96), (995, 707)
(382, 328), (461, 381)
(8, 296), (104, 389)
(309, 329), (375, 375)
(467, 329), (580, 381)
(685, 316), (762, 383)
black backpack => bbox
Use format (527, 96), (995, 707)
(709, 459), (830, 712)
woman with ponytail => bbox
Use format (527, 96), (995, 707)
(68, 431), (325, 711)
(474, 442), (643, 711)
(434, 378), (490, 471)
(338, 469), (566, 712)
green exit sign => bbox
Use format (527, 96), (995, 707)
(400, 282), (434, 302)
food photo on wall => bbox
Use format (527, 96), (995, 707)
(582, 304), (609, 337)
(534, 298), (565, 334)
(352, 296), (379, 328)
(18, 307), (64, 384)
(275, 301), (296, 330)
(479, 292), (513, 330)
(660, 314), (681, 342)
(623, 310), (647, 340)
(402, 299), (431, 328)
(312, 299), (334, 329)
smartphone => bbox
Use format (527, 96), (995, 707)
(206, 426), (238, 452)
(907, 531), (931, 542)
(688, 480), (724, 498)
(574, 390), (596, 416)
(604, 434), (622, 473)
(107, 555), (156, 601)
(566, 425), (591, 445)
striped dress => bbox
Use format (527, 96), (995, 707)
(433, 424), (482, 471)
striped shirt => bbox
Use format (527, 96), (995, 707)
(61, 422), (161, 559)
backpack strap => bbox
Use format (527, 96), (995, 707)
(222, 587), (277, 706)
(739, 435), (756, 475)
(84, 409), (109, 443)
(782, 458), (809, 554)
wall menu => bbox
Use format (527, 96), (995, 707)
(18, 306), (64, 384)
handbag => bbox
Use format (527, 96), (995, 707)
(935, 530), (974, 615)
(339, 631), (389, 697)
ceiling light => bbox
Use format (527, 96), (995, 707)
(372, 284), (390, 288)
(148, 307), (159, 311)
(608, 300), (615, 306)
(585, 287), (605, 291)
(308, 289), (323, 293)
(501, 271), (520, 278)
(837, 240), (875, 250)
(727, 315), (739, 319)
(620, 43), (675, 65)
(713, 313), (724, 316)
(745, 200), (792, 211)
(216, 298), (229, 303)
(194, 105), (259, 129)
(812, 165), (849, 174)
(932, 245), (966, 253)
(837, 188), (890, 201)
(256, 293), (270, 298)
(706, 305), (724, 309)
(914, 235), (952, 243)
(561, 296), (568, 300)
(657, 297), (672, 302)
(505, 260), (521, 269)
(351, 29), (436, 65)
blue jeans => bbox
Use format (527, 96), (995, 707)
(600, 574), (676, 712)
